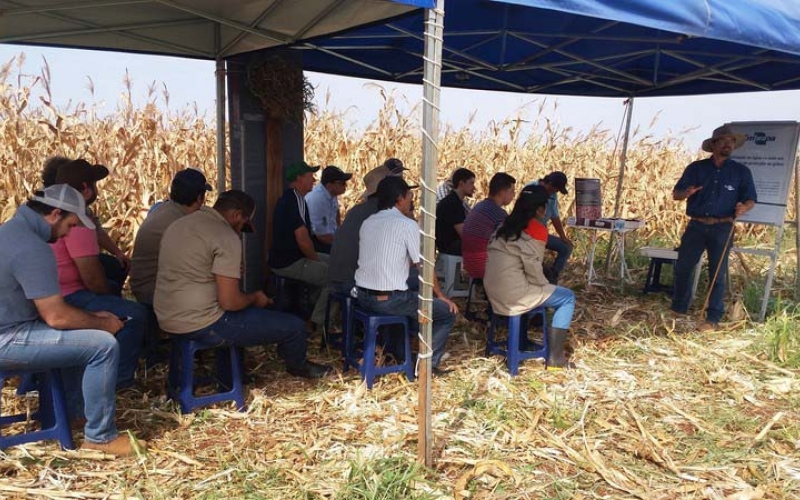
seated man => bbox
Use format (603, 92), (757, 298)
(329, 165), (397, 295)
(0, 184), (141, 456)
(461, 172), (516, 280)
(355, 177), (458, 375)
(51, 159), (145, 388)
(523, 171), (573, 283)
(269, 161), (329, 331)
(155, 190), (329, 378)
(43, 156), (130, 293)
(435, 167), (476, 256)
(304, 165), (352, 254)
(130, 168), (211, 305)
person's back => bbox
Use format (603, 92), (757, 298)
(130, 201), (186, 304)
(328, 197), (379, 289)
(130, 168), (211, 305)
(154, 207), (231, 334)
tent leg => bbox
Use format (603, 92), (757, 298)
(418, 0), (445, 468)
(215, 24), (227, 191)
(604, 96), (634, 275)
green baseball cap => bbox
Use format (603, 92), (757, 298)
(285, 161), (320, 182)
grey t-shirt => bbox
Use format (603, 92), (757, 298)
(328, 197), (379, 287)
(0, 205), (61, 338)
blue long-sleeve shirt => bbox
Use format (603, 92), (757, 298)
(673, 157), (757, 218)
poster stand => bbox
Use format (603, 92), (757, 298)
(722, 121), (800, 321)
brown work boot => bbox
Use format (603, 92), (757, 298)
(697, 321), (718, 332)
(80, 434), (146, 457)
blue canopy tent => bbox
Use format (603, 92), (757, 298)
(275, 0), (800, 463)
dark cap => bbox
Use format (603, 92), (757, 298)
(55, 159), (109, 191)
(320, 165), (353, 185)
(543, 171), (568, 195)
(285, 161), (320, 182)
(382, 158), (408, 174)
(172, 168), (211, 195)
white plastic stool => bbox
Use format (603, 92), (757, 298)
(434, 253), (469, 298)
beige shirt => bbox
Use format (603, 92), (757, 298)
(483, 231), (556, 316)
(129, 201), (190, 304)
(154, 207), (241, 334)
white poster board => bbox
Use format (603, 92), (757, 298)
(730, 121), (800, 226)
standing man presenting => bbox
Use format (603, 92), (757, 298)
(670, 124), (756, 331)
(524, 171), (572, 283)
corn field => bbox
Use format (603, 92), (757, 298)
(1, 55), (797, 294)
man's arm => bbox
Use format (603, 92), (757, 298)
(97, 227), (130, 269)
(73, 256), (112, 294)
(33, 294), (123, 334)
(315, 233), (335, 245)
(294, 226), (319, 261)
(550, 217), (572, 245)
(453, 223), (464, 237)
(673, 185), (702, 201)
(215, 275), (272, 311)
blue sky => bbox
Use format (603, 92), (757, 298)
(3, 45), (800, 151)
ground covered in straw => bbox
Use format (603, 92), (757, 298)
(2, 266), (798, 500)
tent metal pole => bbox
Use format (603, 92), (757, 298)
(796, 157), (800, 299)
(418, 0), (444, 467)
(215, 23), (226, 191)
(604, 96), (634, 275)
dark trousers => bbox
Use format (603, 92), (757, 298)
(671, 220), (733, 323)
(176, 308), (308, 369)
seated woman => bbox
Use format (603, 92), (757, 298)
(483, 186), (576, 369)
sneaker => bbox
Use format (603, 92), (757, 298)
(697, 321), (718, 332)
(80, 434), (146, 457)
(286, 361), (332, 379)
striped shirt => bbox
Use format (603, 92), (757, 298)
(461, 199), (508, 279)
(355, 207), (420, 291)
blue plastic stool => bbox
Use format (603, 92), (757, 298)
(167, 338), (246, 413)
(486, 307), (549, 376)
(323, 290), (353, 353)
(0, 370), (75, 450)
(345, 309), (415, 389)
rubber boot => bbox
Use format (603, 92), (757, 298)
(546, 327), (574, 370)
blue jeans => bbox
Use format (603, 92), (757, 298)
(175, 308), (308, 369)
(356, 289), (455, 367)
(672, 220), (733, 323)
(546, 235), (573, 279)
(0, 321), (120, 444)
(64, 290), (145, 388)
(542, 286), (575, 329)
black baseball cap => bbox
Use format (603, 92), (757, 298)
(320, 166), (353, 184)
(543, 171), (568, 195)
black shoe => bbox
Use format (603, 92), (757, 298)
(432, 367), (453, 378)
(286, 361), (332, 379)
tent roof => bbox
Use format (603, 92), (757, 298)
(289, 0), (800, 97)
(0, 0), (431, 60)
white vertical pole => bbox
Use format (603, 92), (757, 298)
(418, 0), (444, 467)
(215, 23), (227, 191)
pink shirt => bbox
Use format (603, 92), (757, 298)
(50, 226), (98, 296)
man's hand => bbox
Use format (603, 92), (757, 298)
(684, 185), (703, 197)
(115, 251), (131, 271)
(92, 311), (124, 335)
(734, 202), (751, 218)
(441, 297), (459, 314)
(253, 291), (273, 309)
